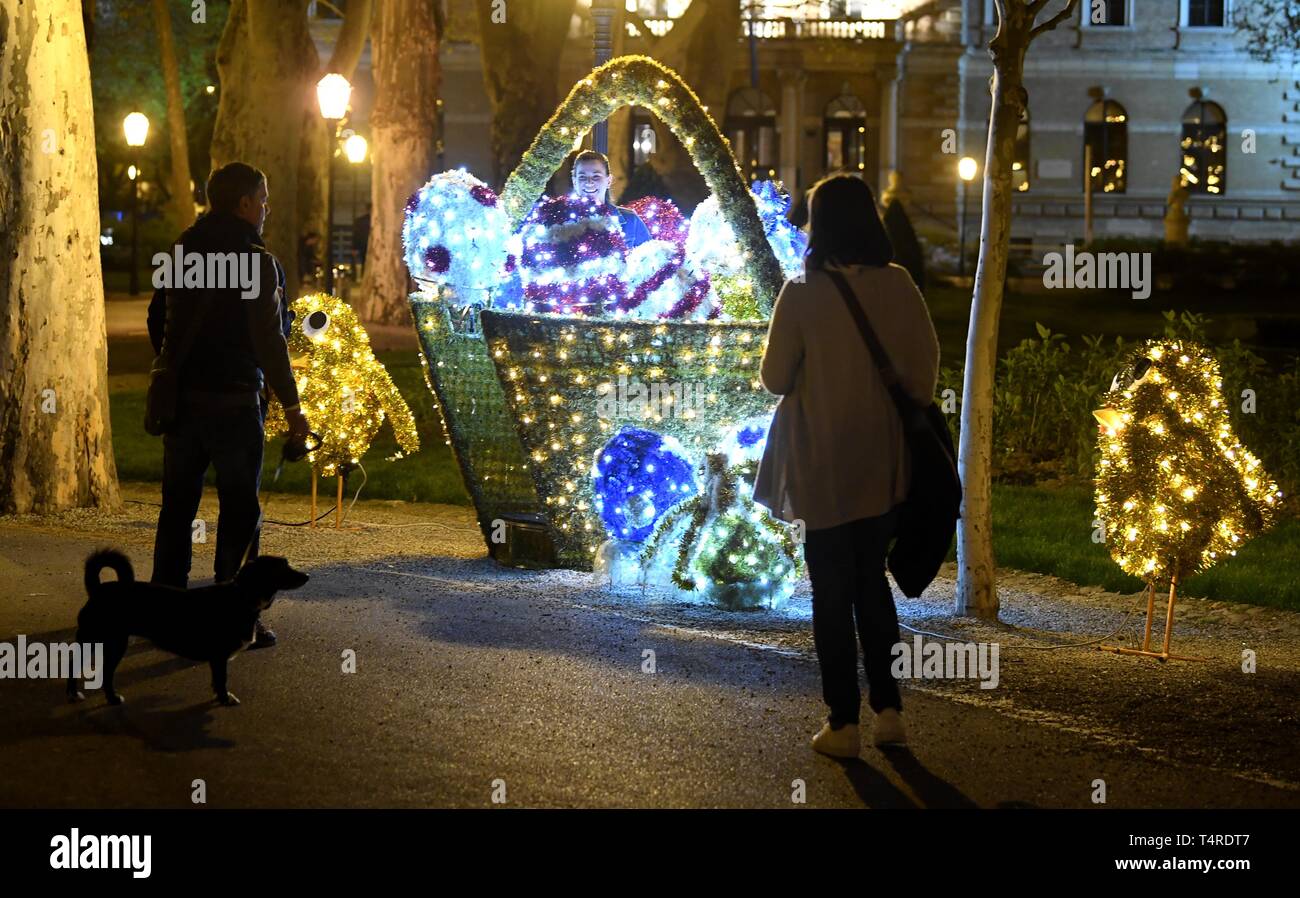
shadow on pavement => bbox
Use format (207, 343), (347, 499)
(0, 626), (235, 754)
(880, 746), (980, 808)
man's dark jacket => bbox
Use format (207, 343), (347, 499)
(148, 211), (299, 412)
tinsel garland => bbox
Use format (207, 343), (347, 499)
(613, 243), (679, 313)
(498, 55), (782, 315)
(637, 453), (801, 603)
(666, 277), (717, 320)
(1094, 338), (1282, 583)
(709, 272), (761, 320)
(265, 293), (420, 478)
(625, 196), (688, 248)
(617, 239), (718, 319)
(518, 194), (629, 315)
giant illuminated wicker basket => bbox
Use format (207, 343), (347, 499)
(411, 289), (777, 569)
(408, 56), (786, 570)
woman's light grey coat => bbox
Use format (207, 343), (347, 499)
(752, 262), (941, 532)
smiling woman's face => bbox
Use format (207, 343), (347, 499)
(573, 160), (611, 202)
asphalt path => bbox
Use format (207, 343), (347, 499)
(1, 525), (1295, 809)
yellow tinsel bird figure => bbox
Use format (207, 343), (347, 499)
(266, 293), (419, 524)
(1093, 339), (1283, 659)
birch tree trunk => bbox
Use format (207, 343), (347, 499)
(956, 0), (1079, 618)
(0, 0), (119, 513)
(359, 0), (441, 326)
(152, 0), (196, 233)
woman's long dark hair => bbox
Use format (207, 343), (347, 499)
(803, 174), (894, 270)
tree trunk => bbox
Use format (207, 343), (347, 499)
(297, 0), (372, 294)
(152, 0), (196, 234)
(359, 0), (441, 325)
(475, 0), (576, 187)
(955, 0), (1077, 618)
(0, 0), (119, 513)
(653, 0), (740, 207)
(211, 0), (316, 300)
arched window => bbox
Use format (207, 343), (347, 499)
(725, 87), (778, 183)
(1181, 99), (1227, 195)
(1013, 107), (1030, 192)
(823, 90), (867, 175)
(1084, 99), (1128, 194)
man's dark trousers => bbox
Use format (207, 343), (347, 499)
(152, 401), (264, 589)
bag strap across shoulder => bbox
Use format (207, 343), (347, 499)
(823, 266), (917, 418)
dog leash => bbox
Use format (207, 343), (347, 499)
(238, 430), (321, 569)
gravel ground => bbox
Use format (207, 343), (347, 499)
(6, 481), (1299, 796)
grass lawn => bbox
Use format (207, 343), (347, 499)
(108, 350), (1298, 610)
(110, 350), (472, 512)
(982, 483), (1300, 612)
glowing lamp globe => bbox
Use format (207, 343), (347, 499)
(123, 112), (149, 148)
(316, 73), (352, 120)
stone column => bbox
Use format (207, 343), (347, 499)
(778, 68), (806, 193)
(877, 65), (902, 194)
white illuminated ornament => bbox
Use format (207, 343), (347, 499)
(402, 170), (511, 292)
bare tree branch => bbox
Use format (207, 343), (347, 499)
(1030, 0), (1081, 39)
(327, 0), (373, 78)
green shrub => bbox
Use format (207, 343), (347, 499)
(937, 309), (1298, 503)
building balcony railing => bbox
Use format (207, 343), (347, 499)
(630, 17), (898, 41)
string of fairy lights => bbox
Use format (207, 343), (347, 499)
(266, 292), (419, 479)
(396, 56), (812, 604)
(1094, 339), (1281, 584)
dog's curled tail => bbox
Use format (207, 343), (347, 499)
(85, 549), (134, 595)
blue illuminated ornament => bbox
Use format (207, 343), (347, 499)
(718, 415), (771, 468)
(592, 428), (697, 541)
(403, 169), (511, 293)
(750, 180), (808, 280)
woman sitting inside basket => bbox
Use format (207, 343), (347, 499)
(754, 173), (940, 757)
(570, 150), (652, 249)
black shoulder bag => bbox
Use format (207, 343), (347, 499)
(144, 288), (214, 436)
(824, 268), (962, 598)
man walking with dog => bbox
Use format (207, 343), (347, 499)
(147, 162), (311, 649)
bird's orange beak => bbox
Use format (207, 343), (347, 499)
(1093, 407), (1124, 432)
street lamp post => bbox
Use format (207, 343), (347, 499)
(317, 73), (352, 295)
(123, 112), (150, 296)
(590, 0), (616, 154)
(958, 156), (978, 282)
(344, 133), (367, 281)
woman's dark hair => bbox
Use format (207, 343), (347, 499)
(804, 174), (894, 270)
(207, 162), (266, 214)
(571, 149), (611, 175)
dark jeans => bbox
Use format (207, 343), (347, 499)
(804, 509), (901, 727)
(152, 402), (265, 589)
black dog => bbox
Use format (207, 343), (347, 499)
(68, 549), (309, 707)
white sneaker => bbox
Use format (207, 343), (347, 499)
(873, 708), (907, 747)
(811, 722), (861, 758)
